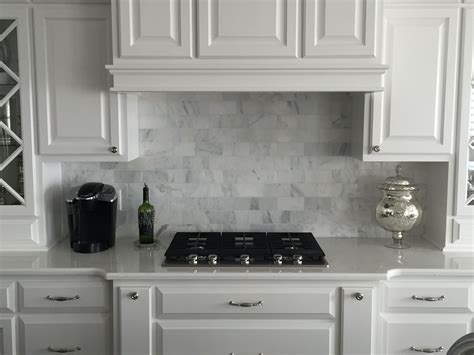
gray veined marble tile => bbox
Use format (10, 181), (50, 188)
(62, 92), (429, 238)
(114, 170), (144, 183)
(209, 101), (238, 115)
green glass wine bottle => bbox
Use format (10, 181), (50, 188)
(138, 183), (155, 244)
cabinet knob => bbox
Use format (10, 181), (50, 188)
(129, 292), (139, 300)
(354, 292), (364, 301)
(372, 145), (381, 152)
(109, 146), (118, 154)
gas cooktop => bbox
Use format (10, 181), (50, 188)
(163, 232), (328, 267)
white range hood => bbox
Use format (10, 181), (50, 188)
(107, 0), (388, 92)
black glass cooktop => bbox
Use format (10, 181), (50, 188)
(163, 232), (328, 267)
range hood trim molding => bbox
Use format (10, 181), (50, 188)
(108, 67), (388, 92)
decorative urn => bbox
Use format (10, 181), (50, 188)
(375, 165), (422, 249)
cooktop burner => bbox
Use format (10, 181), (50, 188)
(163, 232), (328, 267)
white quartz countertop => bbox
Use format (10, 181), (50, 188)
(1, 227), (473, 281)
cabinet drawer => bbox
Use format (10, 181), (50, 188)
(0, 281), (16, 312)
(383, 282), (472, 311)
(381, 314), (470, 355)
(20, 314), (108, 355)
(155, 320), (335, 355)
(19, 281), (108, 311)
(156, 285), (337, 317)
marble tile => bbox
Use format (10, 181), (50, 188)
(62, 92), (428, 237)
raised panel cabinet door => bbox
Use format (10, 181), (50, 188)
(304, 0), (379, 59)
(370, 7), (460, 155)
(117, 0), (193, 58)
(198, 0), (298, 58)
(34, 5), (119, 156)
(0, 317), (14, 355)
(155, 320), (336, 355)
(380, 314), (471, 355)
(20, 314), (108, 355)
(118, 287), (152, 355)
(341, 287), (374, 355)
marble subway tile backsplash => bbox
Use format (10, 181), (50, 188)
(62, 92), (427, 238)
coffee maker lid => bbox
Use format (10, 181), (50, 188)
(77, 182), (105, 200)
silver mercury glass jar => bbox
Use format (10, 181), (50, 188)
(375, 165), (422, 249)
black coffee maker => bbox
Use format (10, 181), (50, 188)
(66, 182), (117, 253)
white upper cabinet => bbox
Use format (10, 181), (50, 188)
(369, 6), (460, 158)
(304, 0), (380, 62)
(34, 5), (138, 161)
(197, 0), (298, 58)
(117, 0), (193, 58)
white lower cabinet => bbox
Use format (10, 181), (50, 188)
(116, 281), (376, 355)
(0, 276), (111, 355)
(155, 320), (334, 355)
(380, 314), (471, 355)
(379, 280), (474, 354)
(20, 314), (108, 355)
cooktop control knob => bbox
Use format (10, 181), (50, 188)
(187, 254), (198, 265)
(293, 254), (303, 265)
(273, 254), (283, 265)
(240, 254), (250, 265)
(208, 254), (218, 266)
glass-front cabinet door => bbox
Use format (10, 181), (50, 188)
(0, 17), (24, 207)
(468, 89), (474, 207)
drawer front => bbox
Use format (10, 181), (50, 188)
(384, 282), (472, 311)
(155, 320), (335, 355)
(20, 314), (109, 355)
(381, 315), (470, 355)
(157, 285), (337, 317)
(0, 281), (16, 312)
(19, 281), (108, 311)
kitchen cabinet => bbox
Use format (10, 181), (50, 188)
(34, 4), (139, 161)
(380, 315), (471, 355)
(0, 316), (14, 355)
(451, 5), (474, 252)
(117, 0), (193, 58)
(109, 0), (386, 91)
(0, 276), (111, 355)
(379, 278), (474, 354)
(304, 0), (380, 62)
(0, 4), (63, 251)
(197, 0), (298, 59)
(361, 4), (460, 160)
(20, 314), (108, 355)
(115, 281), (375, 355)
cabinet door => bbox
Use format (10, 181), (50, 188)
(198, 0), (298, 58)
(20, 314), (108, 355)
(155, 320), (336, 355)
(304, 0), (379, 60)
(0, 317), (14, 355)
(118, 287), (152, 355)
(380, 314), (470, 355)
(117, 0), (193, 58)
(34, 5), (121, 157)
(341, 287), (374, 355)
(370, 7), (459, 156)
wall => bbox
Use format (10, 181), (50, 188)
(62, 92), (427, 238)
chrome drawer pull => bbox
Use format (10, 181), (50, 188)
(46, 295), (80, 302)
(411, 295), (446, 302)
(229, 300), (263, 307)
(409, 346), (443, 353)
(47, 346), (81, 353)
